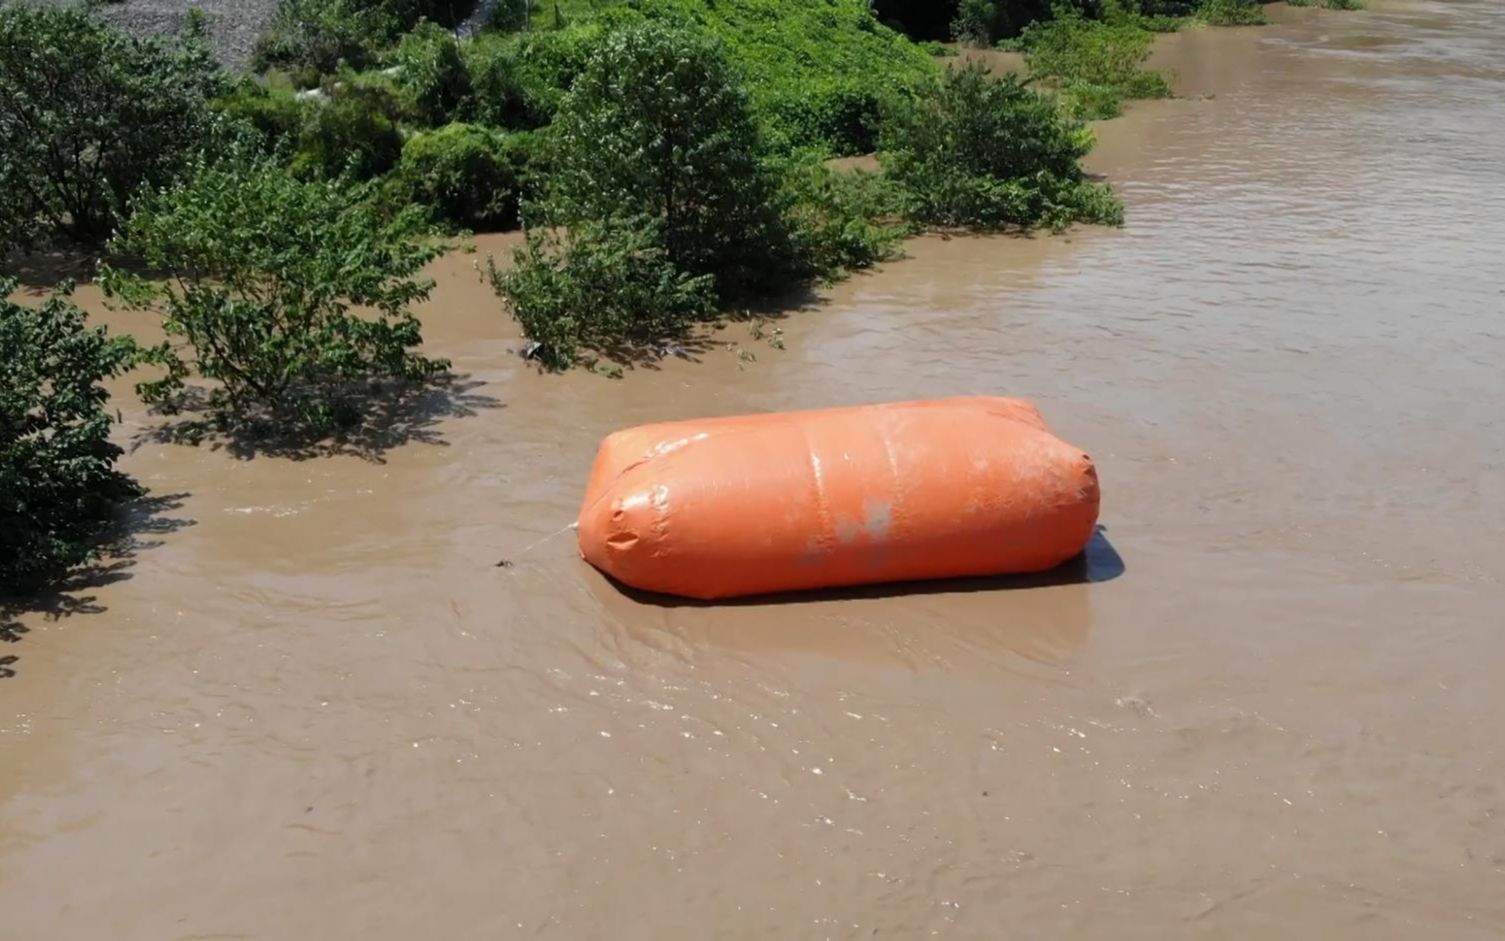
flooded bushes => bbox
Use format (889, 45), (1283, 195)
(541, 24), (799, 298)
(1, 282), (141, 594)
(0, 4), (222, 252)
(493, 19), (1124, 369)
(104, 152), (447, 434)
(493, 222), (717, 370)
(1286, 0), (1364, 9)
(394, 123), (532, 230)
(491, 23), (790, 365)
(623, 0), (935, 156)
(881, 64), (1123, 230)
(1194, 0), (1267, 26)
(1021, 10), (1172, 119)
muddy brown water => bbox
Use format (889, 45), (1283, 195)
(4, 2), (1505, 937)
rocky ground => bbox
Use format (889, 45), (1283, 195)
(35, 0), (278, 68)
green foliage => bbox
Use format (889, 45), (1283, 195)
(396, 123), (530, 230)
(289, 84), (406, 180)
(0, 4), (222, 252)
(1, 281), (141, 595)
(544, 21), (797, 299)
(104, 153), (447, 433)
(253, 0), (477, 87)
(389, 23), (473, 126)
(880, 63), (1123, 230)
(484, 0), (532, 31)
(252, 0), (390, 84)
(953, 0), (1001, 45)
(1021, 9), (1171, 118)
(1194, 0), (1266, 25)
(616, 0), (937, 155)
(490, 221), (716, 371)
(781, 159), (910, 280)
(463, 25), (604, 129)
(213, 77), (305, 153)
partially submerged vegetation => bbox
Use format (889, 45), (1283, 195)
(0, 0), (1364, 595)
(1, 281), (141, 594)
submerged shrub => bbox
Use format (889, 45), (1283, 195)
(104, 152), (447, 434)
(782, 159), (911, 280)
(1, 281), (141, 595)
(880, 63), (1123, 230)
(623, 0), (936, 155)
(545, 21), (797, 299)
(1194, 0), (1267, 25)
(0, 4), (222, 252)
(490, 221), (717, 371)
(396, 123), (529, 230)
(1022, 10), (1171, 118)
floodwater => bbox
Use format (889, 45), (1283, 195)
(4, 1), (1505, 936)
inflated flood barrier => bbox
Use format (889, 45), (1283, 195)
(577, 396), (1100, 600)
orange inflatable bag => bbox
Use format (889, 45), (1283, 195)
(577, 396), (1100, 600)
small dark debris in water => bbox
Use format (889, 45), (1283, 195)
(305, 806), (314, 813)
(495, 559), (514, 568)
(521, 341), (543, 361)
(982, 790), (989, 797)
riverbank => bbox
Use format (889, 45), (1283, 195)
(8, 1), (1505, 937)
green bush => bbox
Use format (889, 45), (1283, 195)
(482, 0), (531, 31)
(396, 123), (528, 230)
(1194, 0), (1266, 25)
(104, 152), (447, 434)
(953, 0), (1001, 45)
(1, 281), (141, 595)
(880, 63), (1123, 230)
(465, 23), (609, 130)
(253, 0), (391, 84)
(545, 21), (797, 299)
(289, 85), (406, 180)
(254, 0), (479, 86)
(213, 77), (306, 153)
(490, 221), (716, 371)
(782, 159), (910, 280)
(0, 5), (222, 252)
(1021, 10), (1171, 118)
(618, 0), (936, 155)
(389, 23), (474, 126)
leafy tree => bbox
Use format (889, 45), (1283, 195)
(103, 152), (448, 433)
(545, 21), (796, 299)
(1, 280), (141, 594)
(0, 4), (222, 252)
(880, 63), (1124, 230)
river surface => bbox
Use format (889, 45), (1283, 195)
(4, 2), (1504, 937)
